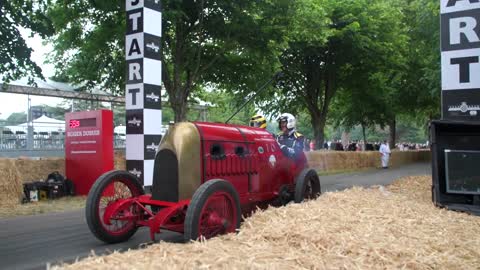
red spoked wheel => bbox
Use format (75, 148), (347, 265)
(86, 170), (145, 243)
(294, 168), (321, 203)
(184, 179), (241, 242)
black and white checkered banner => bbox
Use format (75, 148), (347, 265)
(441, 0), (480, 120)
(126, 0), (162, 186)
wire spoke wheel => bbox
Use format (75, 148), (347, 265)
(98, 180), (139, 236)
(184, 180), (241, 242)
(86, 170), (144, 243)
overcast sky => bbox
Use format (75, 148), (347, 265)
(0, 29), (64, 120)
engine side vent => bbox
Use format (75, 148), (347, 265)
(152, 149), (178, 202)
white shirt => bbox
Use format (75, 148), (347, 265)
(379, 143), (391, 156)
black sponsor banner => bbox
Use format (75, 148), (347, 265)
(126, 160), (144, 186)
(126, 109), (144, 134)
(143, 84), (162, 109)
(144, 134), (162, 159)
(442, 89), (480, 120)
(144, 33), (162, 60)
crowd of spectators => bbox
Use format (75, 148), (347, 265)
(304, 139), (429, 152)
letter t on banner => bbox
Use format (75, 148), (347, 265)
(125, 0), (162, 187)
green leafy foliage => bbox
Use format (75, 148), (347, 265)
(0, 0), (53, 82)
(5, 112), (27, 124)
(1, 0), (442, 143)
(46, 0), (291, 121)
(261, 0), (410, 146)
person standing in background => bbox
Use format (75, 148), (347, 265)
(379, 140), (391, 169)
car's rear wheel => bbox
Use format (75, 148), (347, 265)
(294, 169), (321, 203)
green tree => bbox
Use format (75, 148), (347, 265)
(267, 0), (407, 147)
(41, 104), (68, 120)
(6, 112), (27, 124)
(199, 89), (255, 125)
(0, 0), (53, 82)
(377, 0), (440, 148)
(59, 99), (108, 112)
(46, 0), (290, 122)
(334, 0), (440, 148)
(401, 0), (441, 121)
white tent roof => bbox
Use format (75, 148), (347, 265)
(17, 115), (65, 133)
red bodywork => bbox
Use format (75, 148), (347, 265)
(103, 122), (307, 240)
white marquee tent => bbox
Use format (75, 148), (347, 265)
(6, 115), (65, 134)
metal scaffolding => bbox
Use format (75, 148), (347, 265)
(0, 83), (125, 103)
(1, 80), (208, 153)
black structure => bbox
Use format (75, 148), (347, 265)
(151, 149), (179, 202)
(430, 120), (480, 215)
(434, 1), (480, 215)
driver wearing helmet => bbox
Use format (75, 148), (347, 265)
(250, 114), (277, 139)
(276, 113), (305, 159)
(249, 114), (267, 129)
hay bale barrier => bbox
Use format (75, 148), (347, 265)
(0, 158), (65, 205)
(114, 151), (126, 170)
(0, 151), (429, 211)
(14, 157), (65, 183)
(0, 159), (23, 207)
(306, 150), (430, 172)
(57, 175), (480, 270)
(0, 153), (127, 210)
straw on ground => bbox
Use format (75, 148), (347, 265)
(56, 175), (480, 270)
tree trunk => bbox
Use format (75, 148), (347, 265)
(389, 117), (396, 149)
(362, 123), (367, 145)
(172, 101), (188, 123)
(311, 114), (326, 150)
(341, 132), (349, 150)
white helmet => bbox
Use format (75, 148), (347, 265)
(278, 113), (296, 130)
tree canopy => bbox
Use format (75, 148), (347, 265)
(46, 0), (291, 121)
(1, 0), (442, 145)
(0, 0), (53, 82)
(256, 0), (411, 146)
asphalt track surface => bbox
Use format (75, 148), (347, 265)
(0, 162), (431, 270)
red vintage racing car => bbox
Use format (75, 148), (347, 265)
(86, 122), (321, 243)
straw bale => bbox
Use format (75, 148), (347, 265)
(0, 151), (125, 209)
(0, 159), (23, 207)
(306, 150), (430, 172)
(14, 157), (65, 183)
(114, 151), (126, 170)
(58, 175), (480, 270)
(113, 150), (430, 173)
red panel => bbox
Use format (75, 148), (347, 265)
(205, 153), (211, 177)
(194, 121), (307, 198)
(65, 110), (114, 195)
(226, 154), (232, 175)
